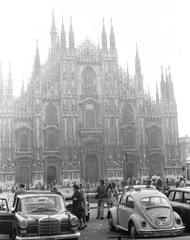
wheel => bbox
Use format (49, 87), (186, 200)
(86, 213), (90, 222)
(108, 214), (116, 231)
(129, 222), (138, 238)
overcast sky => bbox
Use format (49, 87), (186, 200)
(0, 0), (189, 137)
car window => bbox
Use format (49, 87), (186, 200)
(0, 199), (8, 211)
(168, 191), (175, 201)
(126, 196), (134, 209)
(141, 197), (169, 208)
(173, 191), (183, 203)
(120, 195), (127, 206)
(183, 192), (190, 204)
(20, 196), (65, 212)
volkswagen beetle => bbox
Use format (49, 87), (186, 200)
(107, 189), (185, 238)
(0, 192), (80, 240)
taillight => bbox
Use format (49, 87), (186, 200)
(175, 217), (181, 225)
(140, 219), (147, 227)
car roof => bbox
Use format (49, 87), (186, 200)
(125, 189), (166, 201)
(169, 187), (190, 192)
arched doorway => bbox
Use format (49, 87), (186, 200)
(150, 162), (162, 177)
(18, 166), (30, 184)
(85, 155), (99, 183)
(47, 166), (57, 185)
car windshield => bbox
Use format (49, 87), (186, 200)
(19, 196), (66, 213)
(141, 197), (171, 225)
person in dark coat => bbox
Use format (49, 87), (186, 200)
(70, 184), (85, 230)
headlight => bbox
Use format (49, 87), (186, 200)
(70, 216), (79, 227)
(19, 219), (28, 229)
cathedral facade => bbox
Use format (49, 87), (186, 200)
(0, 14), (182, 186)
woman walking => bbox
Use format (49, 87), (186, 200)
(79, 183), (87, 228)
(106, 183), (114, 210)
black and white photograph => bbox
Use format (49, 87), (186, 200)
(0, 0), (190, 239)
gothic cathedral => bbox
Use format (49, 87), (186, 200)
(0, 13), (182, 186)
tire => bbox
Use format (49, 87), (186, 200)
(86, 213), (90, 222)
(129, 222), (138, 238)
(108, 214), (116, 231)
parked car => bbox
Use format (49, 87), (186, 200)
(0, 192), (80, 239)
(60, 188), (90, 222)
(123, 184), (156, 193)
(167, 187), (190, 227)
(107, 189), (185, 238)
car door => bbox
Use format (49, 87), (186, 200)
(118, 195), (126, 227)
(123, 195), (135, 230)
(0, 198), (16, 235)
(180, 191), (190, 225)
(168, 190), (182, 216)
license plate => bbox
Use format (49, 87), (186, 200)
(157, 217), (169, 225)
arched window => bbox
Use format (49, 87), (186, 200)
(123, 132), (135, 147)
(122, 104), (134, 124)
(150, 132), (157, 147)
(45, 103), (58, 124)
(20, 134), (28, 150)
(47, 134), (56, 149)
(82, 67), (96, 95)
(86, 110), (95, 128)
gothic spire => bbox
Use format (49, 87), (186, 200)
(160, 66), (165, 99)
(61, 16), (66, 53)
(50, 9), (57, 53)
(69, 17), (75, 50)
(34, 39), (41, 76)
(168, 66), (174, 98)
(135, 43), (141, 75)
(101, 18), (107, 54)
(110, 18), (115, 54)
(7, 62), (13, 96)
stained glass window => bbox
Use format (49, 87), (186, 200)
(48, 134), (56, 149)
(45, 103), (58, 124)
(86, 110), (95, 128)
(122, 104), (134, 124)
(20, 134), (28, 150)
(150, 132), (157, 147)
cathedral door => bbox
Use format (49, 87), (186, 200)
(85, 155), (99, 183)
(150, 163), (161, 177)
(18, 166), (30, 184)
(47, 166), (57, 185)
(126, 163), (135, 178)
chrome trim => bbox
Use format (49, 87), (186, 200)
(16, 232), (80, 240)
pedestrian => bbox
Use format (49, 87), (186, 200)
(51, 186), (65, 200)
(96, 179), (107, 219)
(14, 183), (26, 201)
(178, 177), (185, 187)
(112, 182), (119, 205)
(106, 183), (114, 210)
(79, 183), (87, 228)
(70, 185), (85, 230)
(156, 177), (162, 191)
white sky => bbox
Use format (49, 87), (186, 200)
(0, 0), (189, 137)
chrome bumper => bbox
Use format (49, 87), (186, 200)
(139, 226), (185, 236)
(16, 232), (80, 240)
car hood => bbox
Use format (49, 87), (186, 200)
(20, 210), (69, 222)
